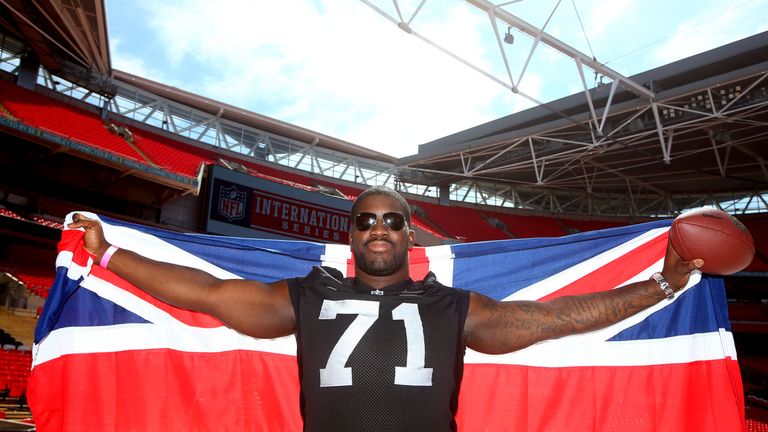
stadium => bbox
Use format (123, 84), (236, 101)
(0, 1), (766, 430)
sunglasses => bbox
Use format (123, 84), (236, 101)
(354, 212), (407, 231)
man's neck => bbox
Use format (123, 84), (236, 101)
(354, 268), (411, 290)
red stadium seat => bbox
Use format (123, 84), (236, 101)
(0, 80), (145, 164)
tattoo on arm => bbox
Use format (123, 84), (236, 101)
(467, 281), (664, 354)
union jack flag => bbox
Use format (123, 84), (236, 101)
(29, 213), (746, 431)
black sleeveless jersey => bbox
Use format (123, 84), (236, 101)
(288, 266), (471, 432)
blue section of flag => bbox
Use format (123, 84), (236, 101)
(52, 288), (150, 330)
(101, 216), (327, 282)
(610, 276), (731, 341)
(35, 266), (81, 343)
(35, 263), (151, 344)
(450, 220), (672, 299)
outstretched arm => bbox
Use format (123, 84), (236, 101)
(464, 241), (702, 354)
(68, 214), (295, 339)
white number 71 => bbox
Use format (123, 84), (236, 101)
(318, 299), (433, 387)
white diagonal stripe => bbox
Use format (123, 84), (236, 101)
(33, 323), (296, 367)
(465, 330), (736, 367)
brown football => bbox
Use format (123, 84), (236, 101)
(669, 207), (755, 275)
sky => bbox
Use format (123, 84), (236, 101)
(105, 0), (768, 158)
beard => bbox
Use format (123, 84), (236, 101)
(353, 241), (409, 276)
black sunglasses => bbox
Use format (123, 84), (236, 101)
(354, 212), (407, 231)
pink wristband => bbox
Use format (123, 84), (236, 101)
(100, 245), (119, 268)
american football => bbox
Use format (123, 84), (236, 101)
(669, 207), (755, 275)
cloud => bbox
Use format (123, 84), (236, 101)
(583, 0), (638, 39)
(109, 37), (166, 84)
(652, 2), (768, 65)
(119, 0), (514, 157)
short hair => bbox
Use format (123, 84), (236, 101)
(350, 185), (411, 226)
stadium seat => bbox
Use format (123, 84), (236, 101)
(0, 80), (145, 163)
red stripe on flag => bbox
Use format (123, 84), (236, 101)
(58, 230), (84, 254)
(539, 231), (668, 301)
(58, 230), (94, 268)
(458, 359), (746, 432)
(29, 350), (303, 431)
(408, 246), (431, 280)
(346, 254), (355, 277)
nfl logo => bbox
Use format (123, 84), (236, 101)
(218, 185), (246, 221)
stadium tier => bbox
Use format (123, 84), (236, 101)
(0, 208), (23, 222)
(559, 218), (626, 234)
(0, 345), (33, 422)
(2, 77), (635, 244)
(13, 272), (54, 299)
(490, 212), (567, 238)
(0, 80), (147, 166)
(417, 201), (511, 242)
(3, 75), (768, 263)
(0, 347), (31, 398)
(0, 264), (55, 300)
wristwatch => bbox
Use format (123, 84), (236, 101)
(650, 272), (674, 300)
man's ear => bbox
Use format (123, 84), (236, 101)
(408, 229), (415, 249)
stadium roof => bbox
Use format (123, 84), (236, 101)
(0, 0), (110, 89)
(2, 0), (767, 217)
(399, 31), (768, 215)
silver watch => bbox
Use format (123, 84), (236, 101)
(650, 272), (674, 300)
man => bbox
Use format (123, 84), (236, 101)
(69, 186), (702, 431)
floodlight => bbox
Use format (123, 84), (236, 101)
(504, 26), (514, 44)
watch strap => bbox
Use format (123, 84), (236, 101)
(650, 272), (674, 300)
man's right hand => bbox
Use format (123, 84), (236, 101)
(68, 213), (111, 261)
